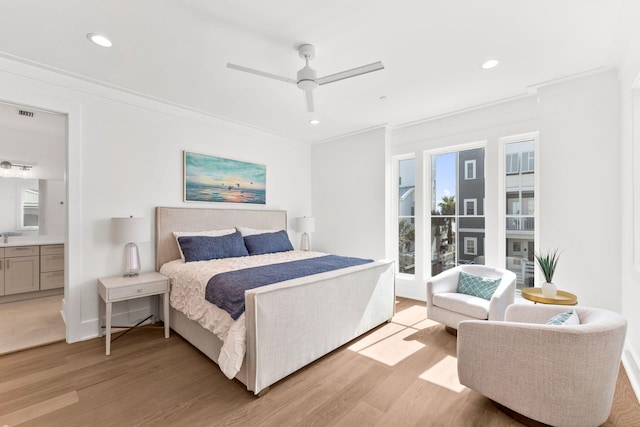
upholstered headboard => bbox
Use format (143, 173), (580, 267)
(155, 207), (287, 270)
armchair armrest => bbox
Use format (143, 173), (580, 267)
(487, 271), (516, 321)
(426, 268), (460, 305)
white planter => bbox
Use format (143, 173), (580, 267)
(541, 282), (558, 298)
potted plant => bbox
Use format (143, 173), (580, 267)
(534, 248), (561, 298)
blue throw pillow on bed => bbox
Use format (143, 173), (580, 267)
(243, 230), (294, 255)
(178, 230), (249, 262)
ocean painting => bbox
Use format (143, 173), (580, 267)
(184, 151), (266, 204)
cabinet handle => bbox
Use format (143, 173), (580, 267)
(137, 288), (143, 293)
(0, 259), (2, 270)
(14, 247), (33, 250)
(6, 260), (9, 269)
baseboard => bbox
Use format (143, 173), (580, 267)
(622, 341), (640, 404)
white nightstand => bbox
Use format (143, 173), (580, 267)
(98, 271), (170, 355)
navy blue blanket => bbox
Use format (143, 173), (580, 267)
(205, 255), (374, 320)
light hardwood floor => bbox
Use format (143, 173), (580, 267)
(0, 298), (639, 426)
(0, 295), (65, 355)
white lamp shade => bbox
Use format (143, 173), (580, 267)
(295, 217), (315, 233)
(112, 217), (150, 243)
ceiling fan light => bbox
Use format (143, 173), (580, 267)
(87, 33), (113, 48)
(297, 80), (318, 90)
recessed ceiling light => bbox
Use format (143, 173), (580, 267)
(481, 59), (500, 70)
(309, 119), (320, 125)
(87, 33), (113, 48)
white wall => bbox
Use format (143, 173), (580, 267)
(0, 56), (311, 342)
(619, 22), (640, 400)
(311, 127), (387, 260)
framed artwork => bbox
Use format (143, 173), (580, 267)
(183, 151), (266, 204)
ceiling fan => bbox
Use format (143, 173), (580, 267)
(227, 44), (384, 113)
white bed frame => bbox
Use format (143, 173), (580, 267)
(155, 206), (395, 395)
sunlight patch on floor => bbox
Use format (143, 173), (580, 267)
(419, 355), (465, 393)
(391, 304), (428, 327)
(355, 326), (425, 366)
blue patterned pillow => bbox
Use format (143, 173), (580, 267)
(546, 310), (575, 325)
(244, 230), (294, 255)
(178, 231), (249, 262)
(457, 271), (502, 300)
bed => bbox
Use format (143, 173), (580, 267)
(155, 206), (395, 395)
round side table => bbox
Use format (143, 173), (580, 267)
(521, 287), (577, 305)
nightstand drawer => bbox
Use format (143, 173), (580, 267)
(107, 279), (168, 301)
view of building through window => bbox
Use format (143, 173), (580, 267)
(505, 139), (536, 289)
(430, 148), (486, 276)
(398, 158), (415, 274)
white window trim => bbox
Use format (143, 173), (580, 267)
(464, 198), (477, 216)
(464, 237), (477, 255)
(392, 153), (418, 278)
(464, 159), (476, 180)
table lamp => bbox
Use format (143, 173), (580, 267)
(295, 216), (315, 251)
(112, 216), (150, 277)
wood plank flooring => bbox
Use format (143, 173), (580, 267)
(1, 298), (639, 426)
(0, 295), (65, 355)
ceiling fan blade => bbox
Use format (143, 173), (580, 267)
(316, 61), (384, 86)
(227, 63), (296, 84)
(305, 90), (315, 113)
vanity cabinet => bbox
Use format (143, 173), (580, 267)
(40, 244), (64, 290)
(2, 246), (40, 295)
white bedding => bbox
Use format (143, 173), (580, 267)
(159, 250), (326, 379)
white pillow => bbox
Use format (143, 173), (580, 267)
(236, 226), (277, 237)
(173, 228), (236, 261)
(564, 309), (580, 325)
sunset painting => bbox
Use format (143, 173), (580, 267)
(184, 151), (266, 204)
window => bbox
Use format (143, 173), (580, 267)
(430, 147), (485, 275)
(504, 138), (536, 289)
(506, 153), (519, 174)
(464, 237), (477, 255)
(464, 199), (477, 215)
(16, 182), (39, 231)
(464, 160), (476, 180)
(397, 158), (416, 275)
(521, 151), (535, 173)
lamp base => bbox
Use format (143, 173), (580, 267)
(300, 232), (311, 251)
(122, 242), (142, 277)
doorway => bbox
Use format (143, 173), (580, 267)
(0, 100), (67, 354)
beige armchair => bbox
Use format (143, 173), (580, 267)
(457, 304), (627, 427)
(426, 265), (516, 331)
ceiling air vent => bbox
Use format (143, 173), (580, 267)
(17, 109), (35, 118)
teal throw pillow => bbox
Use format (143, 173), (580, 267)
(546, 310), (575, 325)
(457, 271), (502, 300)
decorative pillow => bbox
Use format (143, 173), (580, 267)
(243, 230), (294, 255)
(237, 226), (276, 237)
(173, 228), (236, 261)
(457, 271), (502, 300)
(546, 310), (580, 326)
(178, 231), (249, 262)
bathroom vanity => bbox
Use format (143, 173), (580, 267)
(0, 237), (64, 301)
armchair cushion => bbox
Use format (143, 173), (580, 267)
(433, 293), (489, 319)
(457, 271), (502, 300)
